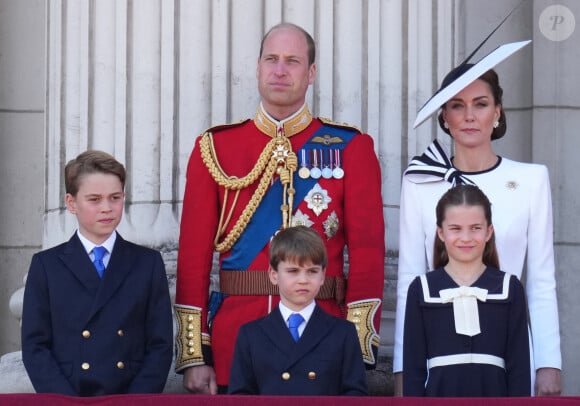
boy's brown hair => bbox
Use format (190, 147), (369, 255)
(64, 150), (126, 196)
(269, 226), (327, 270)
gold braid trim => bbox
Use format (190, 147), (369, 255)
(319, 116), (362, 133)
(347, 299), (382, 365)
(200, 132), (294, 253)
(174, 304), (206, 371)
(200, 131), (276, 190)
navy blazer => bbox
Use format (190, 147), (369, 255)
(228, 304), (368, 396)
(21, 233), (173, 396)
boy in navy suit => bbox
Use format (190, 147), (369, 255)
(228, 226), (368, 395)
(21, 150), (173, 396)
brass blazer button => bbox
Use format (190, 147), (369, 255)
(308, 371), (316, 380)
(281, 372), (291, 380)
(117, 361), (125, 369)
(81, 362), (90, 370)
(82, 330), (90, 338)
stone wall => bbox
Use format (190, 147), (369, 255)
(1, 0), (579, 395)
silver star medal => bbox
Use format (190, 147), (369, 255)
(323, 211), (339, 239)
(305, 183), (332, 216)
(291, 209), (314, 228)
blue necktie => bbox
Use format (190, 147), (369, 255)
(288, 313), (304, 342)
(92, 246), (107, 278)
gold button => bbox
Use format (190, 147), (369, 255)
(81, 362), (90, 370)
(187, 348), (195, 355)
(353, 310), (362, 316)
(188, 340), (195, 347)
(281, 372), (290, 380)
(82, 330), (90, 339)
(187, 332), (194, 339)
(187, 323), (194, 331)
(117, 329), (124, 337)
(308, 371), (316, 380)
(117, 361), (125, 369)
(352, 317), (361, 323)
(187, 315), (194, 322)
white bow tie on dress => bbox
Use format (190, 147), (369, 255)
(440, 286), (488, 336)
(404, 140), (476, 186)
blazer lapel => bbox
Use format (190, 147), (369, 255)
(262, 305), (337, 369)
(87, 235), (136, 320)
(261, 307), (297, 351)
(60, 234), (101, 294)
(286, 305), (335, 366)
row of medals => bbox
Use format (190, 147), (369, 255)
(297, 149), (345, 180)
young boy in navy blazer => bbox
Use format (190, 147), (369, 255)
(21, 150), (173, 396)
(228, 226), (368, 396)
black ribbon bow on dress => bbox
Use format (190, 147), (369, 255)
(404, 140), (475, 186)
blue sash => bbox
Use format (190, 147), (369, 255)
(221, 123), (357, 270)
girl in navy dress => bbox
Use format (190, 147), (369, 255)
(403, 184), (530, 396)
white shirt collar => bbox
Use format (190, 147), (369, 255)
(278, 300), (316, 327)
(77, 230), (117, 255)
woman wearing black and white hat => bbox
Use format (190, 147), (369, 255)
(394, 40), (561, 396)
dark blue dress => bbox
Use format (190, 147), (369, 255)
(403, 267), (530, 397)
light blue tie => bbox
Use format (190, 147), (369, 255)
(288, 313), (304, 342)
(92, 246), (107, 278)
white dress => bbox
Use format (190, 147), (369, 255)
(394, 140), (561, 377)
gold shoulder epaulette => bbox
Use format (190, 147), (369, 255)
(204, 118), (250, 134)
(319, 116), (362, 133)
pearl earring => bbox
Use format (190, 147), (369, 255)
(493, 121), (499, 128)
(444, 122), (449, 129)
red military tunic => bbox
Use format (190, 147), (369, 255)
(175, 104), (385, 386)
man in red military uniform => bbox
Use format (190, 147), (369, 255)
(174, 22), (385, 394)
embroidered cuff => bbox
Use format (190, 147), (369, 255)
(174, 304), (209, 371)
(347, 299), (381, 365)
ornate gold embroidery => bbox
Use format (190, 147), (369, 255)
(347, 299), (381, 365)
(319, 116), (361, 133)
(174, 305), (206, 371)
(311, 135), (344, 145)
(254, 105), (313, 138)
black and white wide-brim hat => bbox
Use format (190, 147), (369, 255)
(413, 40), (531, 129)
(412, 0), (532, 130)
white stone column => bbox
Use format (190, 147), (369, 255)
(41, 0), (411, 368)
(37, 0), (414, 394)
(45, 0), (181, 259)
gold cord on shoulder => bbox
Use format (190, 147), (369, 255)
(200, 131), (296, 253)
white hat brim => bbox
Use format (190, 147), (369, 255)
(413, 40), (532, 129)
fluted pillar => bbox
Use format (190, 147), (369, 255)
(39, 0), (456, 394)
(45, 0), (181, 264)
